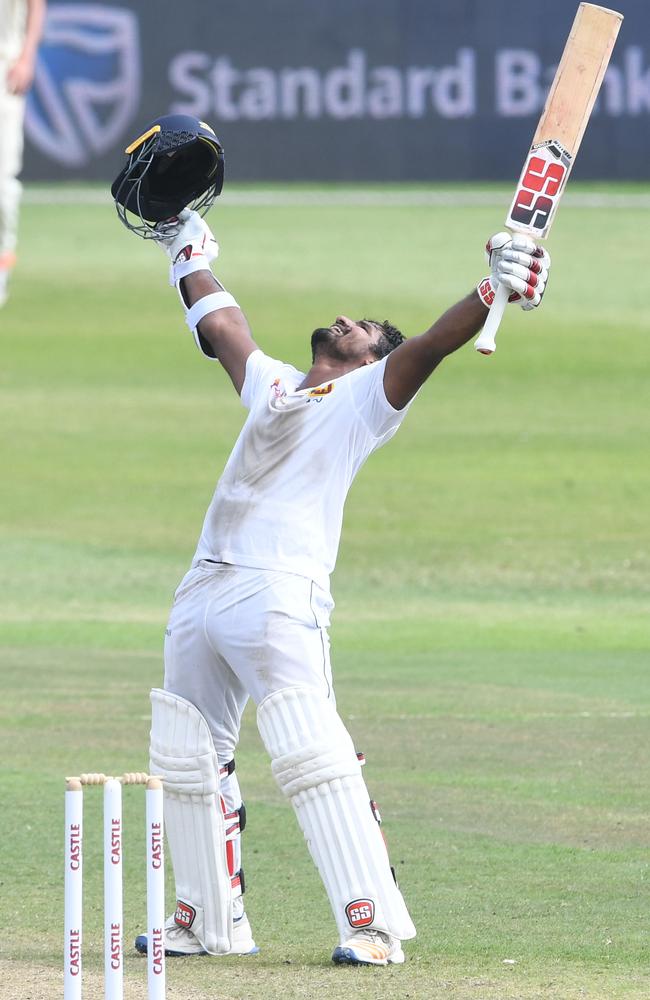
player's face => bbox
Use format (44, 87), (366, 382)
(311, 316), (383, 363)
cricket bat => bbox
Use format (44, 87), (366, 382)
(474, 2), (623, 355)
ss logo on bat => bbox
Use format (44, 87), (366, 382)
(507, 141), (572, 237)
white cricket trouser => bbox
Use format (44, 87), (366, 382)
(163, 561), (335, 763)
(0, 57), (25, 257)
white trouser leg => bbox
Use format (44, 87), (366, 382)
(257, 686), (416, 944)
(0, 62), (25, 258)
(163, 560), (336, 742)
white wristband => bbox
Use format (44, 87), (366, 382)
(168, 254), (213, 286)
(185, 292), (240, 333)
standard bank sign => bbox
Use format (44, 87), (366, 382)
(22, 2), (649, 179)
(25, 4), (140, 167)
(168, 46), (647, 121)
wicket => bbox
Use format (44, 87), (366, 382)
(64, 772), (166, 1000)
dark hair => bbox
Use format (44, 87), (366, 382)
(366, 319), (406, 359)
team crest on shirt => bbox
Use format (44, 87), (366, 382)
(307, 382), (334, 403)
(270, 377), (334, 404)
(271, 378), (285, 400)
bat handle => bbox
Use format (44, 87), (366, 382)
(474, 282), (509, 355)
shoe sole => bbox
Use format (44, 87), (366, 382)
(332, 945), (404, 966)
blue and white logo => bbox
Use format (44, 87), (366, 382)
(25, 4), (140, 167)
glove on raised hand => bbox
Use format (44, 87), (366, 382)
(477, 232), (551, 311)
(153, 208), (219, 286)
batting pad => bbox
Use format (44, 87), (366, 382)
(149, 688), (233, 954)
(257, 686), (416, 943)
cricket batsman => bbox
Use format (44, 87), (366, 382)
(112, 115), (550, 967)
(0, 0), (45, 306)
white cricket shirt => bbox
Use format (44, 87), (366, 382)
(192, 349), (411, 589)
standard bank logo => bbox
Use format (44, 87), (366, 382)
(25, 4), (140, 167)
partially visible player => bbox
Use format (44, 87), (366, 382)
(0, 0), (46, 306)
(111, 116), (551, 968)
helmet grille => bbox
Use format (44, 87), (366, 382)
(111, 116), (224, 239)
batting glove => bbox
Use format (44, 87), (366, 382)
(477, 232), (551, 311)
(153, 208), (219, 286)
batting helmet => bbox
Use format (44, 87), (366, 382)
(111, 114), (225, 238)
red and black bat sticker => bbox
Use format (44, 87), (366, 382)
(507, 140), (572, 237)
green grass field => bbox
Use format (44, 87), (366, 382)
(2, 184), (649, 1000)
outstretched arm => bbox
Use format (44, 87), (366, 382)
(155, 210), (258, 395)
(384, 291), (487, 410)
(178, 268), (258, 395)
(383, 233), (551, 410)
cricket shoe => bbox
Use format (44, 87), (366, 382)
(0, 252), (16, 307)
(332, 928), (405, 966)
(135, 912), (259, 957)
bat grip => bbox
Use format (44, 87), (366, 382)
(474, 282), (509, 355)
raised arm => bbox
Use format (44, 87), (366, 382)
(155, 210), (258, 395)
(384, 291), (487, 410)
(383, 232), (551, 410)
(178, 268), (258, 395)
